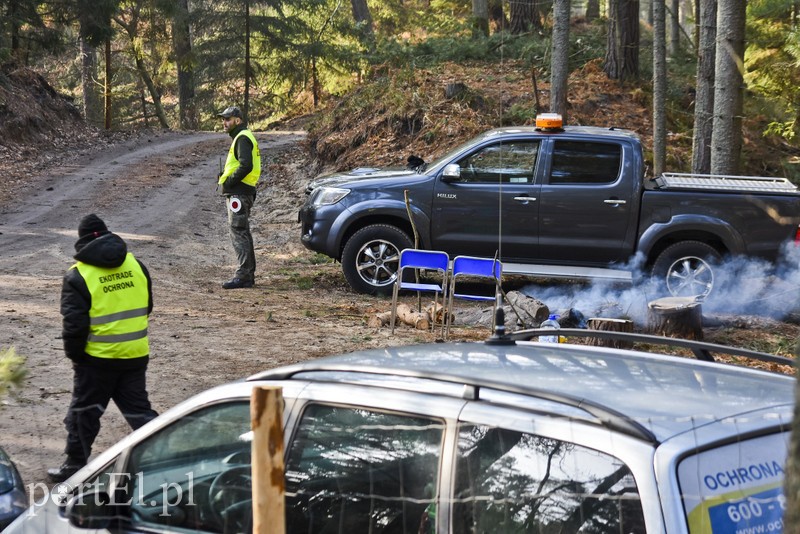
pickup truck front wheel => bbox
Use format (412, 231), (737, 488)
(341, 224), (413, 295)
(651, 241), (722, 300)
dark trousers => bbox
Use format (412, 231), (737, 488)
(227, 194), (256, 281)
(64, 363), (158, 463)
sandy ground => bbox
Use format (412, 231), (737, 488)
(0, 130), (444, 492)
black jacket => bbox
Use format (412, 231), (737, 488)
(61, 233), (153, 369)
(222, 123), (258, 197)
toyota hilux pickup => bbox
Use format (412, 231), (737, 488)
(298, 116), (800, 298)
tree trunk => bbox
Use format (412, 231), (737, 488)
(653, 0), (667, 176)
(79, 37), (103, 125)
(619, 0), (640, 79)
(647, 297), (703, 340)
(586, 0), (600, 20)
(691, 0), (716, 174)
(587, 318), (634, 348)
(472, 0), (490, 37)
(350, 0), (375, 47)
(669, 0), (680, 54)
(104, 38), (111, 130)
(510, 0), (537, 34)
(133, 54), (169, 128)
(710, 0), (745, 175)
(550, 0), (570, 119)
(604, 0), (620, 78)
(172, 0), (197, 130)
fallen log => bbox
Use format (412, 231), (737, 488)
(368, 311), (393, 329)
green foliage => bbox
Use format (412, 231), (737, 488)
(0, 347), (27, 401)
(745, 0), (800, 140)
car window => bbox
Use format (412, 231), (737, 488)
(124, 401), (252, 534)
(455, 141), (539, 183)
(285, 403), (444, 534)
(678, 431), (789, 534)
(549, 140), (621, 184)
(452, 424), (646, 533)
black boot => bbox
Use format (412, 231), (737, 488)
(47, 457), (86, 483)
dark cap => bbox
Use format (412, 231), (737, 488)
(75, 214), (109, 251)
(217, 106), (242, 119)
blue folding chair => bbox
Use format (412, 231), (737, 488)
(391, 249), (450, 335)
(446, 255), (503, 337)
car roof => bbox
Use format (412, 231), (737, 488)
(474, 125), (642, 142)
(249, 339), (794, 443)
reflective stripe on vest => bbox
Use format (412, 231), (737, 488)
(218, 128), (261, 187)
(73, 253), (150, 359)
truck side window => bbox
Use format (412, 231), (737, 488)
(550, 141), (622, 184)
(285, 404), (444, 534)
(456, 141), (539, 184)
(452, 424), (646, 533)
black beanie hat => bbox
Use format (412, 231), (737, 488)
(75, 214), (109, 251)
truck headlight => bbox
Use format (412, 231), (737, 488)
(311, 187), (350, 207)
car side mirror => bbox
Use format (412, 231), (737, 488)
(66, 490), (117, 530)
(441, 163), (461, 182)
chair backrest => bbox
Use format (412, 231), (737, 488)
(399, 249), (449, 273)
(451, 255), (502, 281)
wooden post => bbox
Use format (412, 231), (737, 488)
(251, 386), (285, 534)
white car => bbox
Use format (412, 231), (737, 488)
(7, 328), (794, 533)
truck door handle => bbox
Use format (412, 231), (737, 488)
(513, 196), (537, 202)
(604, 199), (627, 206)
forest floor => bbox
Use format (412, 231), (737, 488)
(1, 61), (799, 493)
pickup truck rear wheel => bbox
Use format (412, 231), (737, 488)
(341, 224), (413, 295)
(652, 241), (722, 299)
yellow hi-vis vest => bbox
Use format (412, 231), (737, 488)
(218, 129), (261, 187)
(73, 253), (150, 359)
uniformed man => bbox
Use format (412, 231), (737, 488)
(48, 214), (158, 483)
(217, 105), (261, 289)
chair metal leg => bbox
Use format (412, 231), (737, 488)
(390, 281), (399, 334)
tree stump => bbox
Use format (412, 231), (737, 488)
(586, 317), (634, 348)
(445, 82), (468, 100)
(647, 297), (703, 340)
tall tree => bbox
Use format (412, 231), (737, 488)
(668, 0), (680, 54)
(709, 0), (745, 175)
(510, 0), (539, 34)
(691, 0), (716, 174)
(652, 0), (666, 176)
(472, 0), (489, 37)
(113, 0), (170, 128)
(586, 0), (600, 21)
(604, 0), (640, 79)
(349, 0), (374, 47)
(550, 0), (570, 118)
(170, 0), (197, 129)
(75, 0), (118, 125)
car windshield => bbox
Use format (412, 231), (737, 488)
(677, 430), (790, 533)
(423, 130), (505, 173)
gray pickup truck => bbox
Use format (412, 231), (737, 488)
(299, 122), (800, 298)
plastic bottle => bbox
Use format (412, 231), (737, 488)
(540, 314), (560, 343)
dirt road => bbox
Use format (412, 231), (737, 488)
(0, 130), (435, 490)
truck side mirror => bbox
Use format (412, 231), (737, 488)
(442, 163), (461, 182)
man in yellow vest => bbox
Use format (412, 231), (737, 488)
(48, 214), (158, 483)
(217, 105), (261, 289)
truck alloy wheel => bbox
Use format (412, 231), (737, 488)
(652, 241), (722, 300)
(341, 224), (413, 295)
